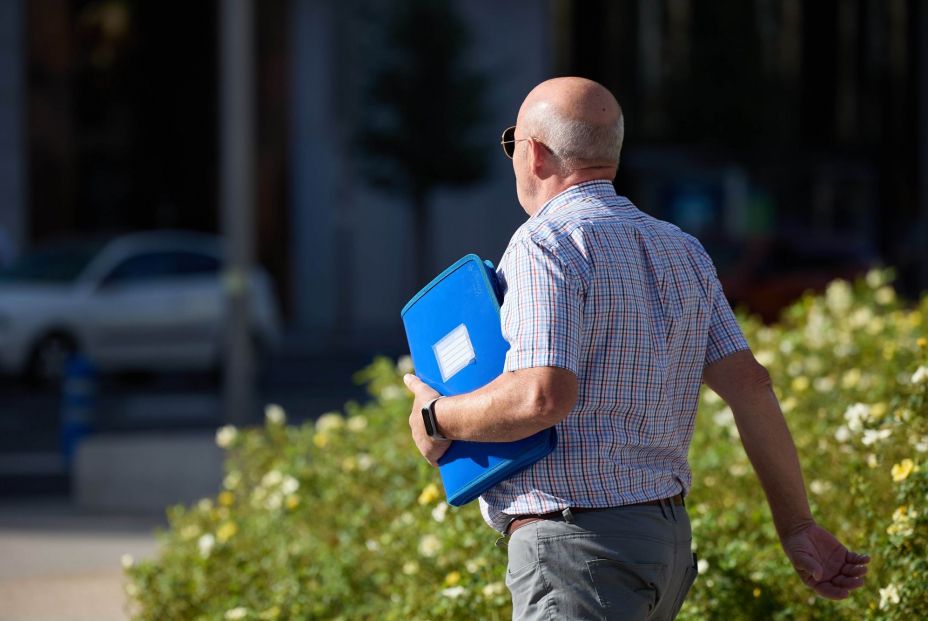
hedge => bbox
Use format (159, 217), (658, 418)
(125, 270), (927, 620)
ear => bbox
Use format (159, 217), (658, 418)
(528, 139), (556, 179)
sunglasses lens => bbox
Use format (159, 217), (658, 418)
(502, 126), (515, 158)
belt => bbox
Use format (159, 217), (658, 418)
(505, 493), (685, 537)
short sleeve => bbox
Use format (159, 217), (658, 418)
(704, 277), (750, 366)
(499, 238), (583, 374)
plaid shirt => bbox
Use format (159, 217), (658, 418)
(479, 180), (749, 532)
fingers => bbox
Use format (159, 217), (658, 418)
(842, 562), (869, 578)
(846, 551), (871, 565)
(402, 373), (422, 390)
(812, 583), (850, 600)
(831, 574), (866, 590)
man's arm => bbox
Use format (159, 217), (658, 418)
(703, 349), (870, 600)
(403, 366), (577, 464)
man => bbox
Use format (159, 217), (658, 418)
(403, 77), (869, 620)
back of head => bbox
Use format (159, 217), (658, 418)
(519, 77), (624, 174)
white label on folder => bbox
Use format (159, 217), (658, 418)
(433, 323), (476, 382)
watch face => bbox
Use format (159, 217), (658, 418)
(422, 407), (436, 436)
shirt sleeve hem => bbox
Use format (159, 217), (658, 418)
(504, 348), (579, 375)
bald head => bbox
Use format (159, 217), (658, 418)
(517, 77), (624, 172)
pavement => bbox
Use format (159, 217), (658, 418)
(0, 499), (164, 621)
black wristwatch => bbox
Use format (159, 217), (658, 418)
(421, 397), (447, 440)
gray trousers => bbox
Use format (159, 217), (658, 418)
(505, 501), (697, 620)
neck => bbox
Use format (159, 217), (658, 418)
(528, 168), (615, 216)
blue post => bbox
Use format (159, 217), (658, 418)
(60, 354), (98, 467)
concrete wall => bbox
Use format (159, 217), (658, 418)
(288, 0), (552, 350)
(0, 0), (25, 266)
(74, 433), (223, 514)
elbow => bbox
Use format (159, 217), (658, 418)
(746, 358), (773, 389)
(525, 371), (578, 428)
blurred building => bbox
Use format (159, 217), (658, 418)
(0, 0), (926, 351)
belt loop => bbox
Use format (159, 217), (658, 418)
(668, 495), (678, 521)
(658, 497), (668, 520)
(561, 507), (575, 523)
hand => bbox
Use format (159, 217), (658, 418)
(402, 374), (451, 467)
(781, 522), (870, 600)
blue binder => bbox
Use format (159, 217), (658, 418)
(401, 254), (557, 506)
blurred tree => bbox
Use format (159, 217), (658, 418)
(357, 0), (489, 287)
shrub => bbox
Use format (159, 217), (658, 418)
(126, 270), (927, 620)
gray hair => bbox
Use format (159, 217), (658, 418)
(525, 106), (624, 171)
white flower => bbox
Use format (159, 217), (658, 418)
(861, 428), (891, 446)
(482, 582), (505, 598)
(223, 471), (241, 490)
(381, 385), (405, 401)
(215, 425), (238, 448)
(875, 286), (895, 305)
(402, 561), (419, 575)
(357, 454), (374, 471)
(843, 403), (870, 432)
(265, 403), (286, 425)
(396, 355), (414, 375)
(879, 584), (901, 609)
(834, 426), (851, 443)
(347, 416), (368, 432)
(419, 534), (441, 557)
(813, 377), (835, 393)
(121, 553), (134, 569)
(865, 269), (885, 289)
(198, 533), (215, 558)
(441, 586), (467, 599)
(315, 413), (344, 433)
(911, 366), (928, 385)
(713, 407), (735, 428)
(431, 502), (449, 523)
(809, 480), (832, 495)
(264, 492), (283, 511)
(365, 539), (380, 552)
(225, 607), (249, 620)
(261, 470), (283, 488)
(825, 280), (853, 313)
(913, 436), (928, 453)
(697, 558), (709, 574)
(728, 463), (748, 477)
(281, 476), (299, 495)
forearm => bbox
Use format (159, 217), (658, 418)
(434, 369), (572, 442)
(704, 351), (816, 541)
(731, 385), (815, 540)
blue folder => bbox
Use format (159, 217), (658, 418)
(400, 254), (557, 506)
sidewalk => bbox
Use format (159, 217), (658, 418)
(0, 499), (163, 621)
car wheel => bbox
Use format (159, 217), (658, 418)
(27, 333), (78, 388)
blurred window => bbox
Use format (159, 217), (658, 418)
(0, 242), (106, 283)
(102, 251), (220, 286)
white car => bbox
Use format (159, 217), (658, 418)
(0, 231), (282, 383)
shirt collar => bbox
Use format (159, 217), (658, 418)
(533, 180), (617, 219)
